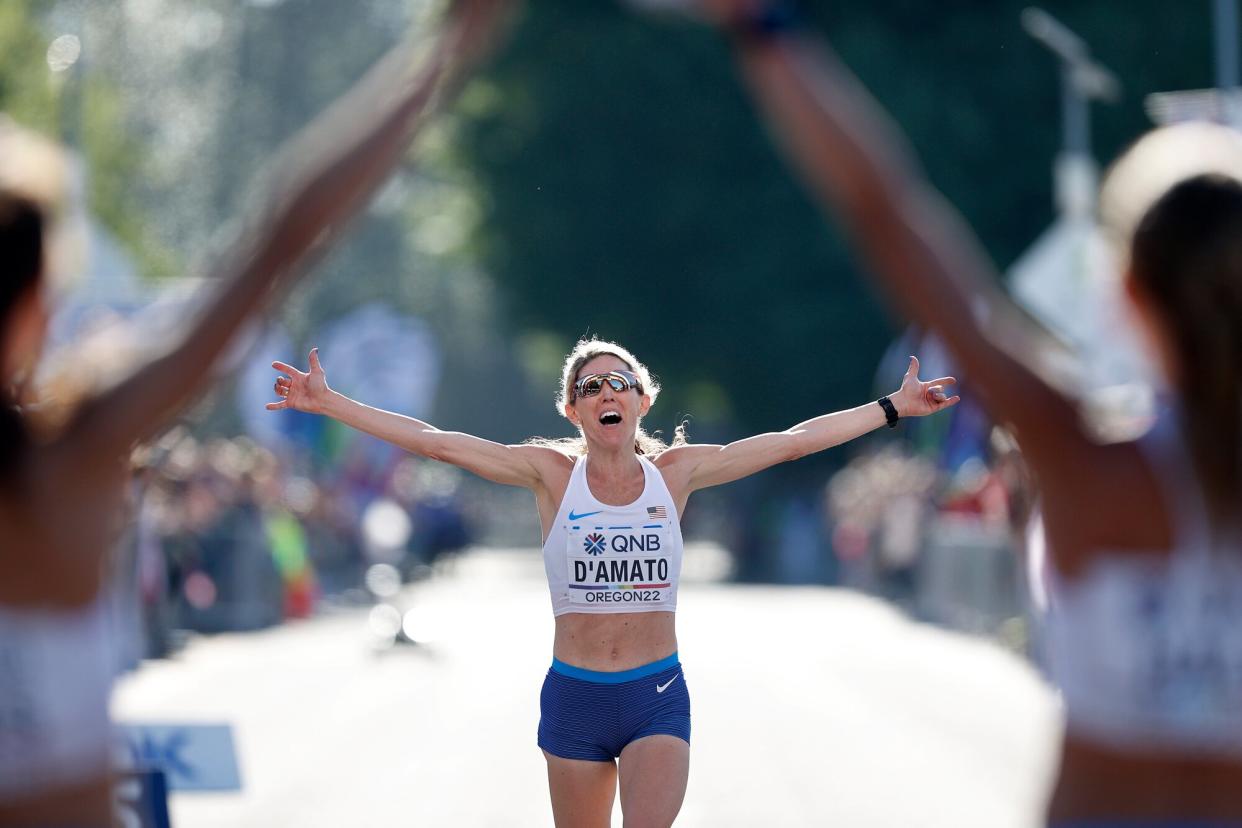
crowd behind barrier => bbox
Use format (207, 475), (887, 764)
(102, 407), (1033, 675)
(107, 430), (475, 667)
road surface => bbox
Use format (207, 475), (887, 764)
(112, 546), (1061, 827)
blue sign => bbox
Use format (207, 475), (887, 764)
(118, 723), (242, 792)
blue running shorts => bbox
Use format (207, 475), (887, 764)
(538, 652), (690, 762)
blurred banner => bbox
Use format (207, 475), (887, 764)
(117, 723), (242, 792)
(236, 303), (441, 456)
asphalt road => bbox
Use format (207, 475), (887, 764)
(112, 546), (1062, 827)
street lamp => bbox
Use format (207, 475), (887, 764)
(1021, 8), (1120, 219)
(1215, 0), (1240, 123)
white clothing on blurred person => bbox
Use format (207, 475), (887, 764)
(1045, 407), (1242, 755)
(0, 598), (115, 800)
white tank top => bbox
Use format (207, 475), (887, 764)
(542, 454), (683, 617)
(1044, 407), (1242, 755)
(0, 597), (115, 799)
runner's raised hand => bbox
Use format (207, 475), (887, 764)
(269, 348), (331, 414)
(891, 355), (959, 418)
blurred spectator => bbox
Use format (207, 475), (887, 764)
(826, 446), (938, 602)
(109, 430), (481, 651)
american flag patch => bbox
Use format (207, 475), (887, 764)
(647, 506), (668, 519)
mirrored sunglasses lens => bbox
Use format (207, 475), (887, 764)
(576, 372), (636, 398)
(578, 376), (605, 396)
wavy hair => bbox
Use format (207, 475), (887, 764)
(526, 337), (687, 457)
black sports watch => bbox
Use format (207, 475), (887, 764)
(877, 395), (900, 428)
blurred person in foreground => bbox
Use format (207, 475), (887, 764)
(663, 1), (1242, 824)
(0, 3), (510, 825)
(268, 336), (956, 826)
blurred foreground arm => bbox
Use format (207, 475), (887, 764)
(689, 1), (1092, 472)
(65, 0), (514, 474)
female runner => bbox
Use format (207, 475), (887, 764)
(0, 4), (508, 824)
(268, 335), (957, 826)
(680, 1), (1242, 824)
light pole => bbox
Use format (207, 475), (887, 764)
(1215, 0), (1240, 124)
(1021, 8), (1120, 218)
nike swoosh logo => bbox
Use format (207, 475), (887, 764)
(655, 675), (679, 694)
(568, 509), (603, 521)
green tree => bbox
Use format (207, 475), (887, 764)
(0, 0), (170, 276)
(459, 0), (1211, 443)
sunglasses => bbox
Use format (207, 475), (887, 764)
(573, 370), (643, 399)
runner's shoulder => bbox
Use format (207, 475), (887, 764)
(653, 443), (719, 470)
(513, 443), (576, 475)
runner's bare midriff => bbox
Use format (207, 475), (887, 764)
(553, 611), (676, 672)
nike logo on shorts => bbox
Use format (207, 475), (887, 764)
(656, 675), (679, 694)
(568, 509), (603, 521)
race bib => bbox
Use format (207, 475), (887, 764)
(566, 522), (672, 607)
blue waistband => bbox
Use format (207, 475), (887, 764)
(551, 652), (679, 684)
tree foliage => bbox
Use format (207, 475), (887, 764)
(0, 0), (171, 276)
(455, 0), (1211, 480)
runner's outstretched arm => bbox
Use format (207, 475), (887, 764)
(64, 0), (514, 477)
(269, 348), (564, 489)
(659, 356), (957, 491)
